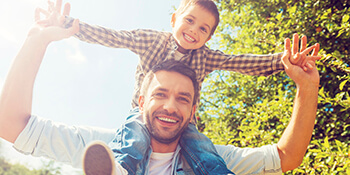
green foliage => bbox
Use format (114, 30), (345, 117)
(198, 0), (350, 174)
(0, 156), (61, 175)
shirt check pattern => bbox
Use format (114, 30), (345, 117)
(65, 17), (284, 109)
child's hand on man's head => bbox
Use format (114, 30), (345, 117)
(284, 33), (321, 71)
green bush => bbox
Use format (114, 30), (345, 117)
(198, 0), (350, 174)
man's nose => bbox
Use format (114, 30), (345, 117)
(163, 97), (178, 114)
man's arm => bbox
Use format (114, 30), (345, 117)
(0, 18), (79, 143)
(277, 38), (320, 172)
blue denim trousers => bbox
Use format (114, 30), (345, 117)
(109, 108), (233, 175)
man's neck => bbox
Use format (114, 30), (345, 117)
(150, 138), (179, 153)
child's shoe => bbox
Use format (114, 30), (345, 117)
(83, 141), (116, 175)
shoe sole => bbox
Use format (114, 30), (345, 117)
(83, 141), (116, 175)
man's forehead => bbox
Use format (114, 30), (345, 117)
(150, 71), (194, 94)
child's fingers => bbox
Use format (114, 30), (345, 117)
(35, 8), (49, 21)
(48, 1), (55, 13)
(63, 3), (71, 16)
(300, 35), (307, 52)
(301, 45), (315, 56)
(285, 38), (291, 51)
(306, 56), (322, 61)
(69, 19), (80, 35)
(306, 61), (314, 70)
(282, 38), (292, 69)
(292, 33), (299, 56)
(312, 43), (320, 56)
(55, 0), (62, 13)
(36, 19), (50, 25)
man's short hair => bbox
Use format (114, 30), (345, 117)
(140, 60), (199, 105)
(175, 0), (220, 36)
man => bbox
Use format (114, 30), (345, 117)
(0, 6), (319, 175)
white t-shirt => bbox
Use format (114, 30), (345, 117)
(149, 152), (174, 174)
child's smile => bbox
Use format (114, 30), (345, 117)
(171, 5), (215, 53)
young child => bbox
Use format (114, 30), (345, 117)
(39, 0), (320, 174)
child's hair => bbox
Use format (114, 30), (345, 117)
(175, 0), (220, 36)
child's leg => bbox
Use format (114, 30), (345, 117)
(179, 123), (235, 175)
(108, 107), (150, 175)
(83, 141), (117, 175)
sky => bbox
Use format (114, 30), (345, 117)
(0, 0), (181, 173)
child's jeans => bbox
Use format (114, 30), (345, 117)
(108, 107), (233, 175)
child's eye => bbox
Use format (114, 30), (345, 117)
(200, 27), (208, 33)
(186, 18), (193, 23)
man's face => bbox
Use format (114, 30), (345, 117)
(139, 71), (196, 145)
(171, 4), (215, 53)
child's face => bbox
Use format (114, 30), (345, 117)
(171, 5), (215, 53)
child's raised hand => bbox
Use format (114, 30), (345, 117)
(27, 18), (79, 44)
(29, 0), (78, 42)
(286, 33), (321, 71)
(282, 38), (320, 87)
(34, 0), (71, 29)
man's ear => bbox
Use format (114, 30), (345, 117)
(189, 105), (197, 123)
(171, 13), (176, 28)
(138, 95), (145, 114)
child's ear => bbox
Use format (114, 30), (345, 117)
(206, 35), (212, 42)
(138, 96), (145, 114)
(171, 13), (176, 27)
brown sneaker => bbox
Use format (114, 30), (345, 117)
(83, 141), (116, 175)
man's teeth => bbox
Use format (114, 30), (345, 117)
(184, 34), (195, 42)
(158, 117), (177, 123)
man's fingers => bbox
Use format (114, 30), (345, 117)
(63, 3), (71, 16)
(300, 35), (307, 52)
(292, 33), (299, 56)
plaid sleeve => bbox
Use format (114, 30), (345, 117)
(205, 48), (284, 76)
(64, 16), (158, 55)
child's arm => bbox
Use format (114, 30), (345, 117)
(204, 34), (320, 77)
(0, 16), (79, 143)
(40, 0), (157, 56)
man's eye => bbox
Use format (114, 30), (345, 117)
(154, 93), (166, 98)
(178, 97), (190, 103)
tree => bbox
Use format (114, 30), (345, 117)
(198, 0), (350, 174)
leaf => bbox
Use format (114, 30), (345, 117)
(342, 14), (350, 23)
(324, 136), (330, 148)
(339, 80), (348, 91)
